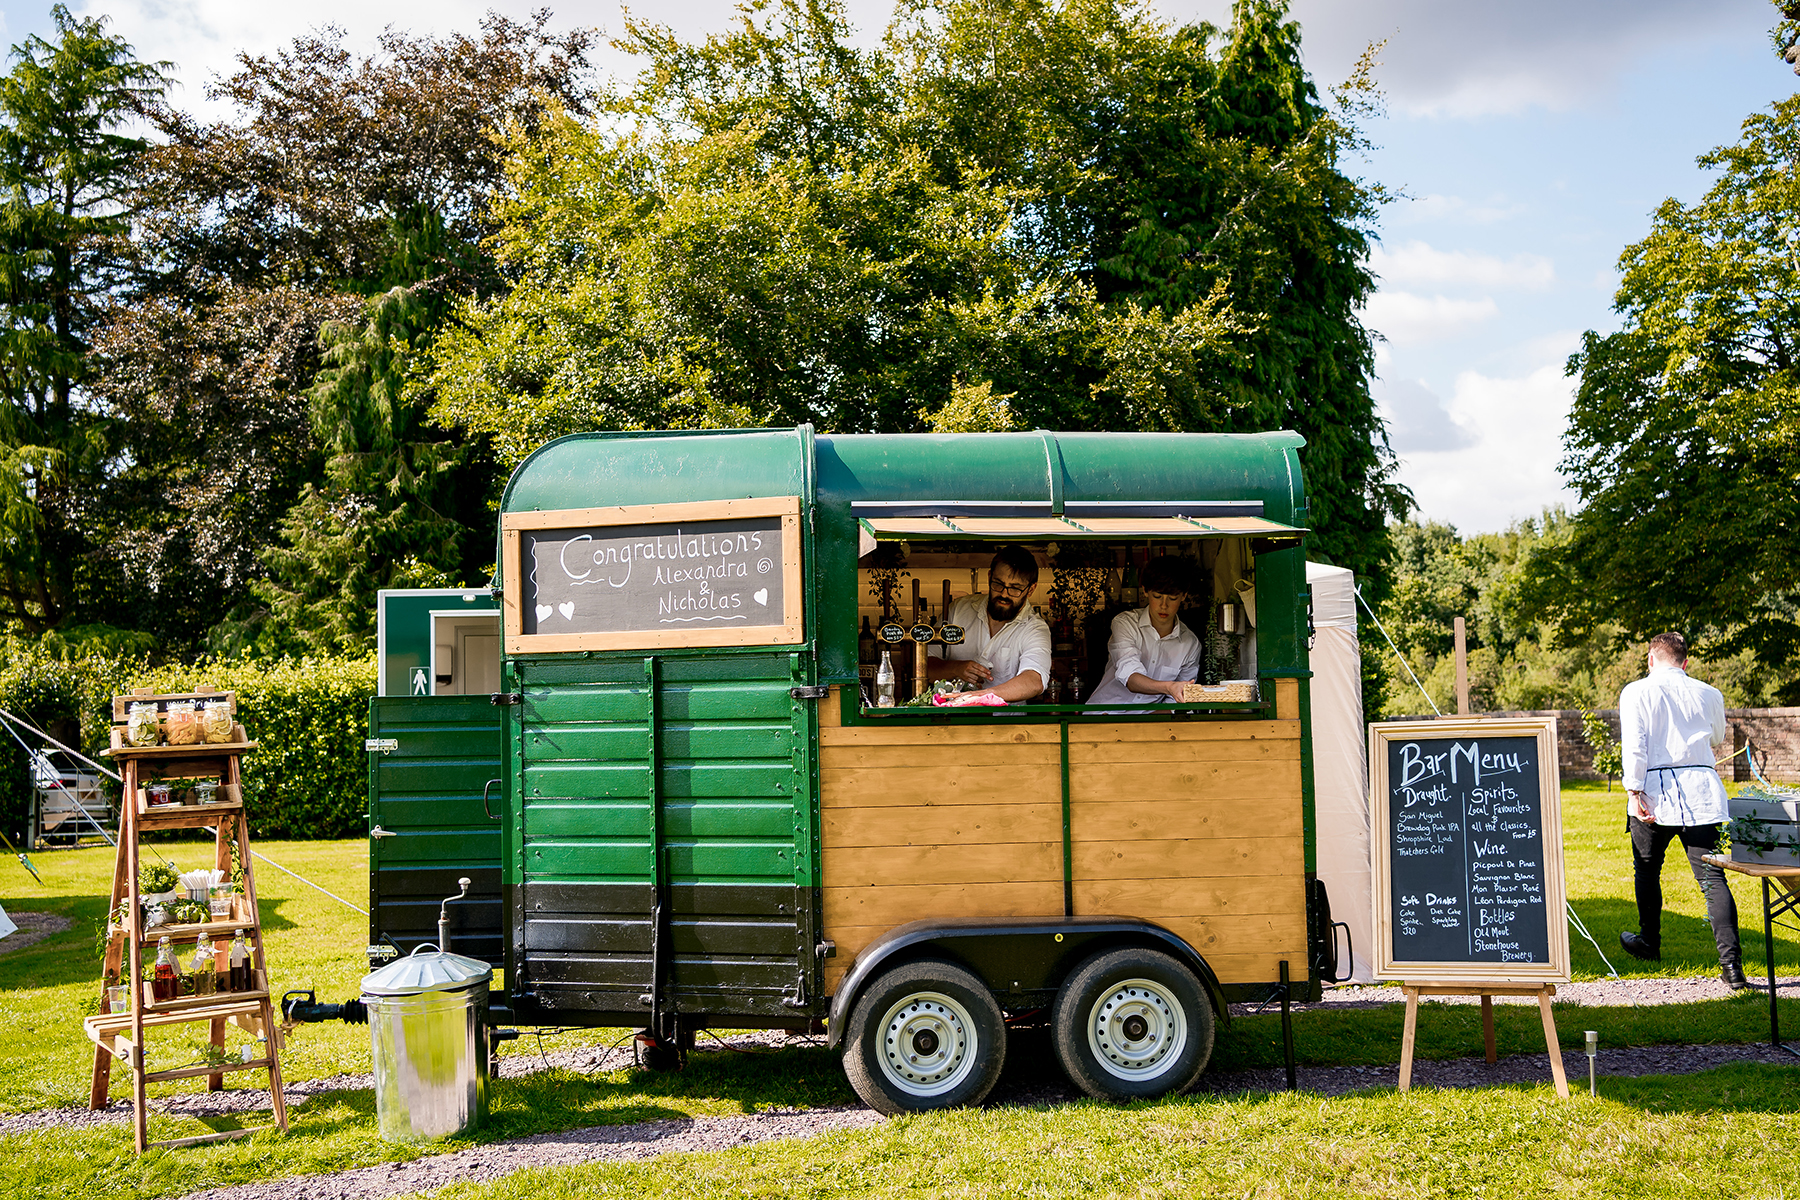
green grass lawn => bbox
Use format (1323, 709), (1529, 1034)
(421, 1064), (1800, 1200)
(0, 782), (1795, 1198)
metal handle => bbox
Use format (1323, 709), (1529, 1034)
(370, 825), (397, 839)
(483, 779), (503, 821)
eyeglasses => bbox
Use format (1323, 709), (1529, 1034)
(989, 577), (1031, 598)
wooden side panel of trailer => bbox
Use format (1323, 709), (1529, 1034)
(817, 678), (1308, 993)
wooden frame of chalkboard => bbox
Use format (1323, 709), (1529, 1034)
(1369, 717), (1569, 985)
(500, 496), (804, 653)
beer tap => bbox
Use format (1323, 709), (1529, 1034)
(878, 579), (965, 697)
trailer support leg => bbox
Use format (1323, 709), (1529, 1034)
(1279, 959), (1297, 1092)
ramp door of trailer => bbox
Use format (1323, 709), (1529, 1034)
(367, 695), (507, 965)
(513, 652), (819, 1019)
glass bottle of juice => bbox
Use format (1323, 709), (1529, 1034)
(876, 651), (896, 707)
(190, 937), (215, 997)
(228, 930), (250, 993)
(152, 936), (178, 1003)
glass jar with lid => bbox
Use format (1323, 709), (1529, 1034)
(163, 700), (199, 746)
(126, 702), (160, 747)
(200, 699), (233, 744)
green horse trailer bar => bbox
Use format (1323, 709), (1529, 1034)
(361, 427), (1335, 1113)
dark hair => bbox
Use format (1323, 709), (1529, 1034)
(1139, 555), (1193, 598)
(1648, 632), (1688, 663)
(988, 544), (1040, 586)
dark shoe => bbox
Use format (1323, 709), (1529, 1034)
(1620, 931), (1661, 961)
(1723, 961), (1749, 990)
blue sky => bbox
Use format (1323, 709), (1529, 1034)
(0, 0), (1788, 533)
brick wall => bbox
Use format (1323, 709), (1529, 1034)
(1378, 707), (1800, 783)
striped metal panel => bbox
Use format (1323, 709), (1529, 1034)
(368, 696), (506, 965)
(517, 654), (811, 1017)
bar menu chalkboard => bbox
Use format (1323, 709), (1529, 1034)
(1370, 718), (1568, 983)
(501, 497), (804, 653)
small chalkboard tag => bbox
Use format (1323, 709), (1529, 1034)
(1369, 717), (1569, 984)
(501, 497), (803, 652)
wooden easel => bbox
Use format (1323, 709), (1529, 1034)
(1398, 982), (1568, 1098)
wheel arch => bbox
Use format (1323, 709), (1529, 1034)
(825, 916), (1230, 1048)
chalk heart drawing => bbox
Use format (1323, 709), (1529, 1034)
(535, 605), (552, 623)
(558, 601), (576, 620)
(753, 588), (769, 606)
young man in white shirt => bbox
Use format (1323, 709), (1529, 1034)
(926, 545), (1052, 702)
(1618, 631), (1745, 988)
(1084, 555), (1201, 707)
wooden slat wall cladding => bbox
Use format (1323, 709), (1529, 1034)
(818, 682), (1309, 993)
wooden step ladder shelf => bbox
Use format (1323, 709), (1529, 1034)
(88, 687), (288, 1152)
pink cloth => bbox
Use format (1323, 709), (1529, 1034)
(932, 691), (1007, 707)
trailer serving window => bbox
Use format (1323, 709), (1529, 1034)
(850, 510), (1304, 719)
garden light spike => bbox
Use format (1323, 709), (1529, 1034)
(0, 829), (41, 884)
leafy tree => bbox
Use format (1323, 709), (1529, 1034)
(1534, 94), (1800, 686)
(0, 6), (165, 631)
(90, 12), (597, 651)
(254, 208), (477, 651)
(427, 0), (1406, 576)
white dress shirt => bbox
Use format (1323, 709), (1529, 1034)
(927, 593), (1052, 693)
(1084, 607), (1201, 706)
(1620, 664), (1728, 825)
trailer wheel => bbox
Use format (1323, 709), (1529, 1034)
(1052, 947), (1213, 1101)
(841, 958), (1006, 1115)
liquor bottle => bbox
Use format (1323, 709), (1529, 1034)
(228, 929), (250, 993)
(876, 651), (896, 707)
(1121, 563), (1139, 606)
(858, 617), (877, 690)
(1070, 671), (1085, 703)
(190, 937), (216, 997)
(152, 936), (177, 1003)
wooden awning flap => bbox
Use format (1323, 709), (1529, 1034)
(857, 513), (1306, 556)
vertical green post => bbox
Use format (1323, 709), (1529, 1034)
(1061, 720), (1073, 918)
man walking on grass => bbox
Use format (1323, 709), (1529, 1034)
(1618, 632), (1746, 989)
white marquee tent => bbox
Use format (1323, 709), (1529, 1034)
(1306, 561), (1374, 983)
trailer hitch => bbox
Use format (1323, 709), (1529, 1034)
(282, 988), (367, 1025)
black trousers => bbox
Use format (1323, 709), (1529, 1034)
(1628, 816), (1741, 964)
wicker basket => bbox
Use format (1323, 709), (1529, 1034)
(1181, 679), (1258, 704)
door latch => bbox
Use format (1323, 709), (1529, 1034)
(490, 692), (523, 707)
(364, 738), (398, 754)
(789, 685), (830, 700)
(370, 825), (398, 839)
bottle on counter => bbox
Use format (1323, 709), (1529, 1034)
(227, 929), (251, 993)
(1121, 563), (1139, 606)
(858, 616), (876, 683)
(1070, 671), (1085, 703)
(189, 936), (215, 997)
(151, 936), (178, 1002)
(876, 651), (896, 708)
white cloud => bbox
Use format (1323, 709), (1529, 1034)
(1361, 291), (1498, 346)
(1405, 194), (1530, 226)
(1372, 240), (1554, 291)
(1394, 358), (1581, 531)
(1374, 377), (1476, 453)
(1156, 0), (1767, 118)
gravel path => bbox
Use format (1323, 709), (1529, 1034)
(5, 978), (1794, 1200)
(0, 910), (71, 955)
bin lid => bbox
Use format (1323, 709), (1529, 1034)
(361, 945), (493, 996)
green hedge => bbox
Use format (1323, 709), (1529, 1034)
(0, 646), (377, 844)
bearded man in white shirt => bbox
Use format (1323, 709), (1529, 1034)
(1617, 631), (1745, 989)
(926, 545), (1052, 702)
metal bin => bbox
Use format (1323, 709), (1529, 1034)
(361, 946), (493, 1141)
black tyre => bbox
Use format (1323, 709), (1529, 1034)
(841, 957), (1006, 1116)
(1052, 947), (1214, 1101)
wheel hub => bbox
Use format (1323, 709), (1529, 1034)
(1088, 977), (1187, 1081)
(879, 991), (977, 1097)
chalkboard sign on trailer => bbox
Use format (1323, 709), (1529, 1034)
(1369, 718), (1569, 984)
(501, 497), (804, 653)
